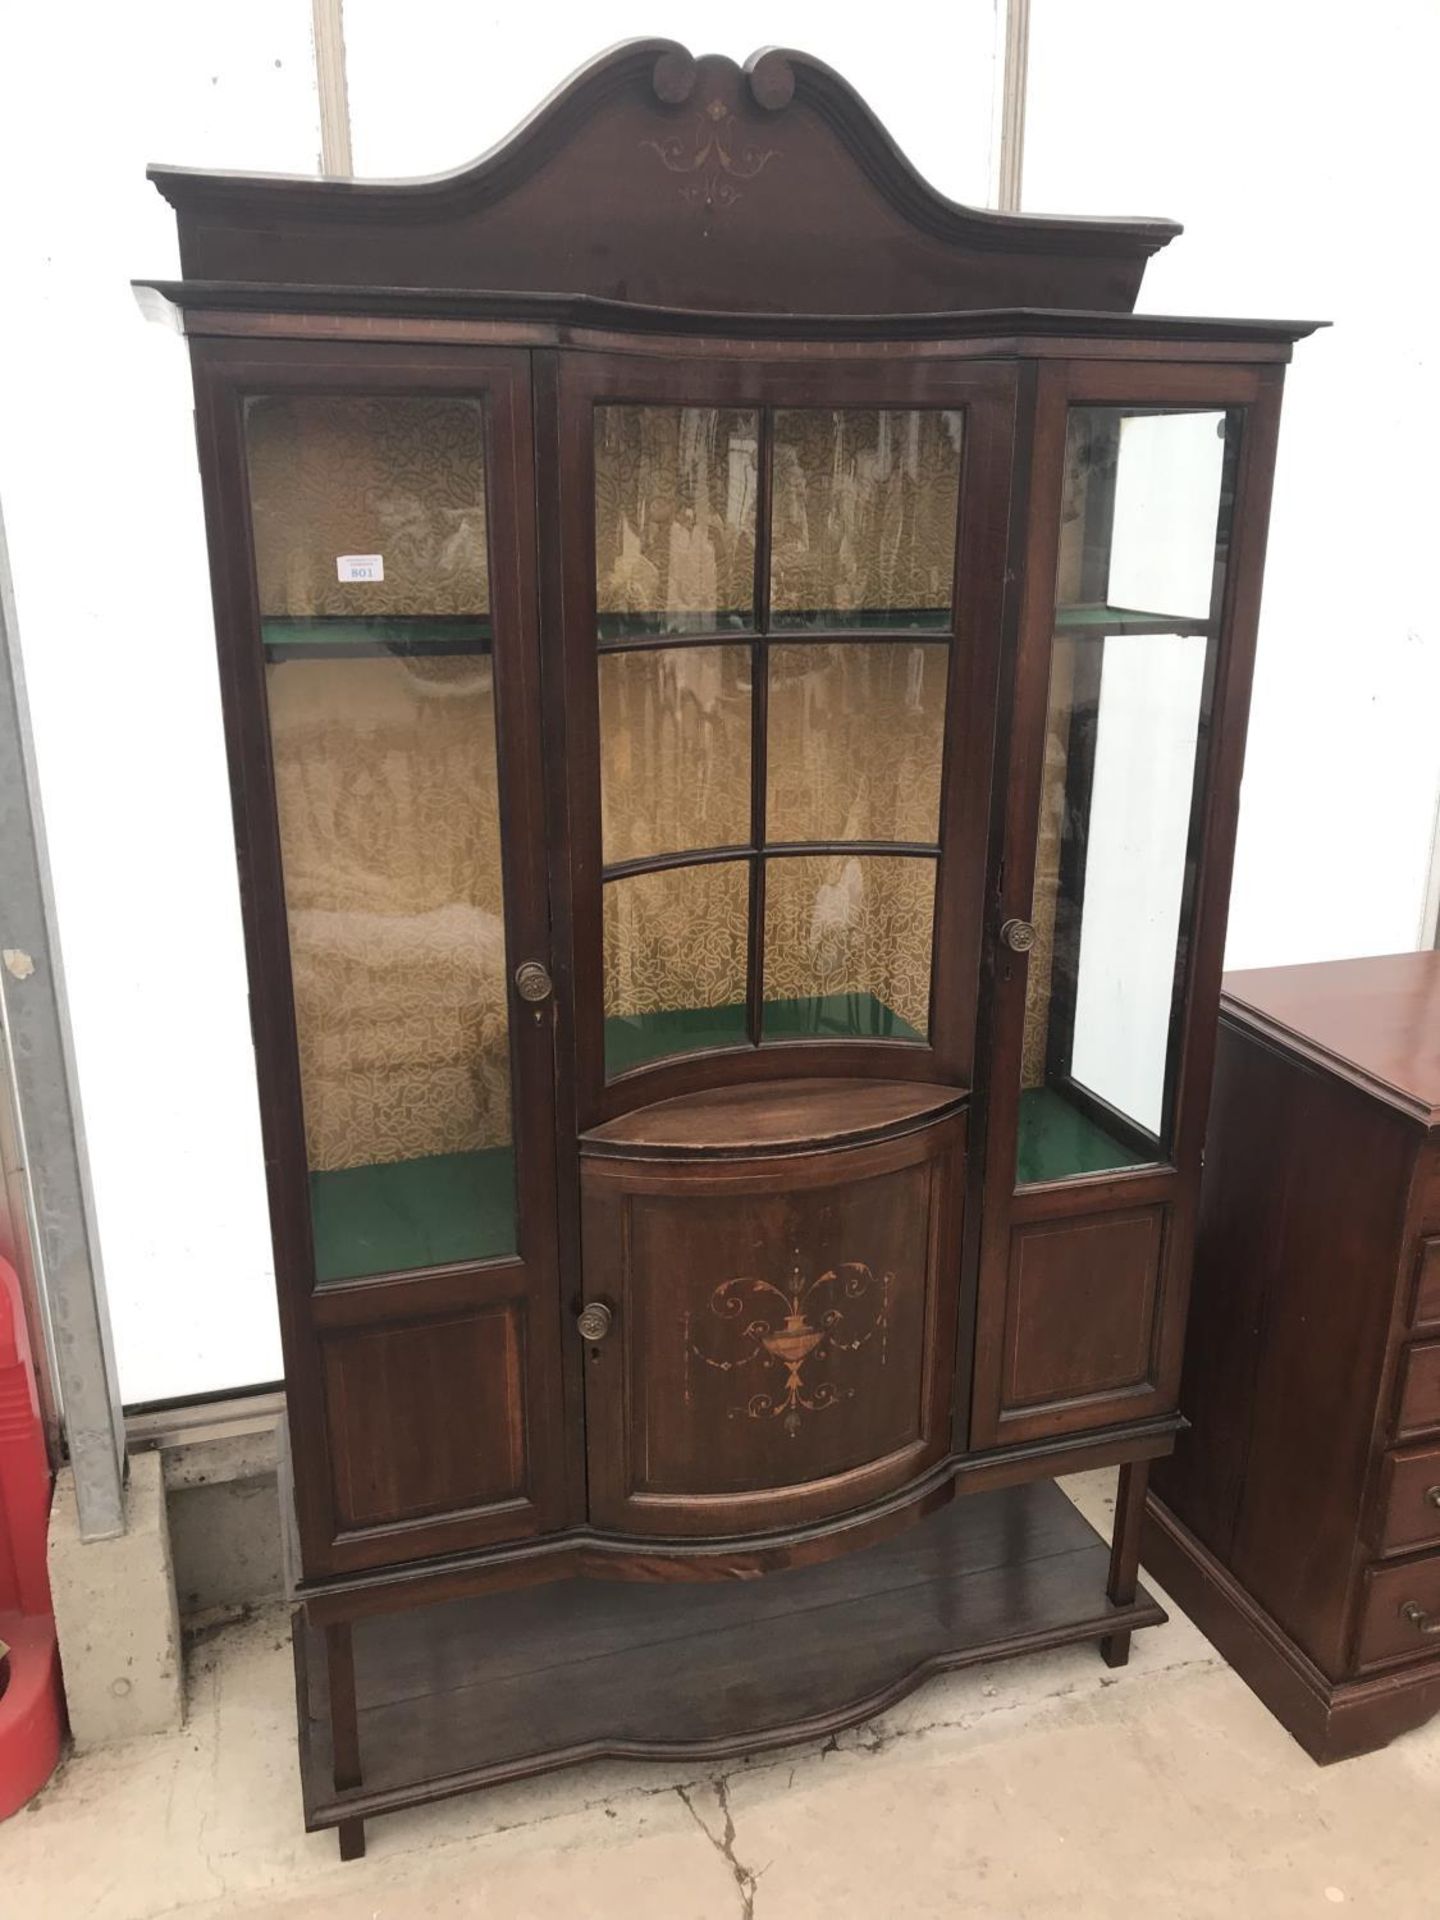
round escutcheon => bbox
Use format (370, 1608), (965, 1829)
(577, 1301), (614, 1344)
(514, 960), (553, 1003)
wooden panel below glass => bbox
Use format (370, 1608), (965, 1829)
(319, 1301), (527, 1529)
(999, 1207), (1167, 1425)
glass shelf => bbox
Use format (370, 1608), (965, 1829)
(596, 610), (954, 647)
(261, 616), (492, 660)
(1053, 603), (1211, 638)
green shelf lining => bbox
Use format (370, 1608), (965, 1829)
(309, 1145), (515, 1288)
(1053, 602), (1211, 636)
(262, 615), (492, 660)
(604, 993), (925, 1076)
(1016, 1085), (1153, 1185)
(303, 1072), (1152, 1291)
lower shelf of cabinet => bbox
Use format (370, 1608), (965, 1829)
(293, 1477), (1164, 1835)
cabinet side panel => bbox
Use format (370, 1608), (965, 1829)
(1151, 1023), (1269, 1558)
(1163, 1020), (1412, 1675)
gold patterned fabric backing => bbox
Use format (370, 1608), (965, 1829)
(594, 407), (757, 628)
(601, 854), (935, 1036)
(266, 657), (511, 1171)
(597, 641), (947, 865)
(763, 855), (935, 1034)
(766, 643), (945, 844)
(598, 646), (753, 863)
(603, 863), (750, 1021)
(246, 396), (491, 618)
(1021, 639), (1077, 1090)
(771, 410), (962, 621)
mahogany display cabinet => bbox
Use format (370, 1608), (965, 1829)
(141, 41), (1318, 1854)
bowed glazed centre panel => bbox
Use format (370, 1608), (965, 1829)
(554, 353), (1016, 1126)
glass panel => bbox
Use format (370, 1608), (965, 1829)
(770, 410), (963, 630)
(762, 854), (934, 1041)
(1018, 407), (1237, 1186)
(247, 396), (516, 1284)
(603, 862), (750, 1074)
(594, 406), (758, 638)
(599, 646), (752, 864)
(766, 642), (946, 844)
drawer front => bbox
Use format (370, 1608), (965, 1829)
(1357, 1554), (1440, 1668)
(1372, 1443), (1440, 1555)
(1395, 1341), (1440, 1439)
(1412, 1237), (1440, 1335)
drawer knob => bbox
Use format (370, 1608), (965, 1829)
(1426, 1485), (1440, 1511)
(1401, 1601), (1440, 1636)
(577, 1301), (614, 1344)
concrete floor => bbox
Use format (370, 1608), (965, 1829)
(5, 1472), (1438, 1920)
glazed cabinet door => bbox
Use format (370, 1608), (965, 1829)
(970, 360), (1285, 1447)
(193, 341), (572, 1577)
(544, 349), (1014, 1532)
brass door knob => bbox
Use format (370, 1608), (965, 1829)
(514, 960), (554, 1003)
(577, 1301), (614, 1343)
(1001, 918), (1037, 954)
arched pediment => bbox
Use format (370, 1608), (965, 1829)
(148, 40), (1179, 315)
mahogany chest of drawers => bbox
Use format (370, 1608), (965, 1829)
(1145, 951), (1440, 1760)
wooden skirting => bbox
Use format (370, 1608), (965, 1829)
(1143, 1493), (1440, 1764)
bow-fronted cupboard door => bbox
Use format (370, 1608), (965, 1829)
(545, 350), (1017, 1535)
(192, 341), (574, 1578)
(970, 359), (1286, 1448)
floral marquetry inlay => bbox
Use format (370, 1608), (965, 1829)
(642, 99), (781, 213)
(686, 1262), (891, 1436)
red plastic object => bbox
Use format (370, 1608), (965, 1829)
(0, 1255), (63, 1816)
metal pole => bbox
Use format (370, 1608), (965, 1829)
(0, 496), (127, 1540)
(1423, 781), (1440, 949)
(312, 0), (355, 177)
(996, 0), (1031, 214)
